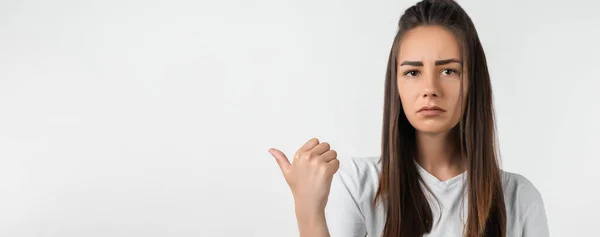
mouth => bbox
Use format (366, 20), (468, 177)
(417, 105), (446, 116)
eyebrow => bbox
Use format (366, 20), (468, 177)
(399, 58), (463, 66)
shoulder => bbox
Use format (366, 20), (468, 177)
(326, 156), (381, 236)
(337, 156), (381, 176)
(501, 171), (550, 235)
(500, 170), (546, 217)
(331, 156), (382, 202)
(501, 171), (544, 202)
(335, 156), (381, 189)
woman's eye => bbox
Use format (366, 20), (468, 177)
(404, 70), (419, 77)
(441, 69), (458, 76)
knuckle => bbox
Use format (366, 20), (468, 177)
(332, 158), (340, 166)
(309, 157), (320, 166)
(332, 163), (340, 172)
(317, 164), (328, 173)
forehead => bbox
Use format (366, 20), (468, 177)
(397, 26), (461, 61)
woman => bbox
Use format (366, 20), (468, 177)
(269, 0), (549, 236)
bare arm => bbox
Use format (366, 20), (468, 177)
(296, 209), (330, 237)
(270, 138), (339, 237)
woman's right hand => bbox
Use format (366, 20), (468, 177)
(269, 138), (340, 216)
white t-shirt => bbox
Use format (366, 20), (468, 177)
(324, 156), (549, 237)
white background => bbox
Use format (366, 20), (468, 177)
(1, 0), (598, 236)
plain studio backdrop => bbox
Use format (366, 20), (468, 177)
(0, 0), (599, 236)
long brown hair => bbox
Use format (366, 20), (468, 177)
(373, 0), (506, 236)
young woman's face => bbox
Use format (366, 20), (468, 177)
(397, 26), (468, 134)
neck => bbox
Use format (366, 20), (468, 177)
(415, 128), (466, 181)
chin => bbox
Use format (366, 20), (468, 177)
(416, 128), (450, 135)
(412, 123), (454, 135)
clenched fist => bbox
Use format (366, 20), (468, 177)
(269, 138), (340, 215)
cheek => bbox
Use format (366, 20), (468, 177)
(396, 81), (416, 108)
(397, 79), (420, 96)
(447, 82), (468, 118)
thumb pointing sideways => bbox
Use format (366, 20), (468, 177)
(269, 148), (292, 176)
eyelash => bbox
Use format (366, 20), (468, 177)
(403, 69), (459, 77)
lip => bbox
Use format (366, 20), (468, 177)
(417, 105), (446, 116)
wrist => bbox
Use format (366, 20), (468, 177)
(295, 208), (326, 229)
(294, 201), (325, 218)
(293, 202), (330, 237)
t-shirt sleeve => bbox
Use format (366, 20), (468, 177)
(521, 189), (550, 237)
(324, 169), (367, 237)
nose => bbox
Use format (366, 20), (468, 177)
(423, 88), (438, 98)
(422, 73), (440, 98)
